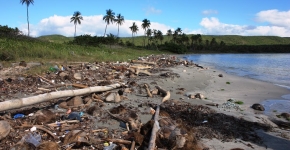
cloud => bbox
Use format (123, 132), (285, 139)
(202, 9), (218, 15)
(144, 6), (162, 15)
(255, 9), (290, 27)
(195, 17), (290, 37)
(19, 15), (172, 37)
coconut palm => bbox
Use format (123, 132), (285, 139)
(166, 29), (172, 41)
(175, 27), (182, 35)
(129, 22), (139, 44)
(70, 11), (83, 37)
(146, 29), (152, 45)
(103, 9), (115, 37)
(20, 0), (34, 36)
(141, 19), (151, 47)
(115, 14), (124, 37)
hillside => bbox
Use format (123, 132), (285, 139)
(38, 34), (290, 46)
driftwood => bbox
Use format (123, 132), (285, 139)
(0, 83), (123, 112)
(37, 74), (54, 85)
(131, 60), (156, 66)
(156, 86), (170, 103)
(129, 65), (152, 70)
(143, 84), (152, 98)
(135, 69), (151, 76)
(148, 105), (160, 150)
(15, 125), (57, 139)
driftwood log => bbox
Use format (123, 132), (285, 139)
(156, 86), (171, 103)
(148, 105), (160, 150)
(131, 60), (156, 66)
(0, 83), (123, 112)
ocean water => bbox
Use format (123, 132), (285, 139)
(184, 53), (290, 114)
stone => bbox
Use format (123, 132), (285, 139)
(195, 93), (204, 99)
(0, 121), (11, 140)
(67, 96), (83, 106)
(281, 113), (290, 120)
(105, 92), (121, 103)
(218, 74), (223, 77)
(19, 61), (27, 67)
(73, 73), (82, 80)
(252, 103), (265, 111)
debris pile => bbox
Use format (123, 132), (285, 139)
(0, 55), (277, 149)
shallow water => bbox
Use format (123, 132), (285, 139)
(184, 53), (290, 113)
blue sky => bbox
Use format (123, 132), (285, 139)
(1, 0), (290, 37)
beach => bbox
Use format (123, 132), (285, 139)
(152, 61), (290, 150)
(1, 55), (290, 149)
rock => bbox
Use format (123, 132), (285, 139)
(19, 61), (27, 67)
(34, 109), (56, 124)
(252, 103), (265, 111)
(67, 96), (83, 106)
(195, 93), (204, 99)
(59, 71), (69, 78)
(281, 113), (290, 120)
(218, 74), (223, 77)
(73, 73), (82, 80)
(0, 121), (11, 140)
(38, 141), (60, 150)
(105, 92), (121, 103)
(189, 94), (196, 99)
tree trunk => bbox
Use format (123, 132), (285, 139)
(74, 24), (76, 37)
(104, 24), (108, 37)
(0, 83), (123, 112)
(118, 25), (120, 37)
(27, 5), (30, 36)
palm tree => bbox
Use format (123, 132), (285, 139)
(20, 0), (34, 36)
(146, 29), (152, 45)
(166, 29), (172, 41)
(115, 14), (124, 37)
(157, 30), (163, 44)
(70, 11), (83, 37)
(175, 27), (182, 35)
(129, 22), (139, 44)
(103, 9), (115, 37)
(141, 19), (151, 47)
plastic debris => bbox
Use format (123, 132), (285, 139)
(24, 132), (42, 147)
(103, 142), (117, 150)
(30, 126), (37, 132)
(13, 114), (25, 119)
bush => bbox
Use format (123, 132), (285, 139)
(161, 42), (187, 54)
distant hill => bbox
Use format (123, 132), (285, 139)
(38, 34), (290, 46)
(37, 34), (74, 43)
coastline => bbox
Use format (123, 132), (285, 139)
(155, 57), (290, 149)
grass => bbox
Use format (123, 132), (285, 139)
(234, 101), (244, 105)
(0, 36), (172, 75)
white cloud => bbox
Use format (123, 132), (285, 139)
(255, 9), (290, 27)
(144, 6), (162, 15)
(202, 9), (218, 15)
(20, 15), (172, 37)
(192, 16), (290, 37)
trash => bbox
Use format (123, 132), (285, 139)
(13, 113), (25, 119)
(202, 120), (208, 123)
(30, 126), (37, 132)
(24, 132), (42, 147)
(103, 142), (117, 150)
(66, 112), (82, 121)
(79, 111), (84, 117)
(0, 121), (11, 140)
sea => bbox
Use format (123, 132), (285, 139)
(184, 53), (290, 114)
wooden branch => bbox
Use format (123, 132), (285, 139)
(131, 60), (156, 65)
(0, 83), (123, 111)
(130, 65), (152, 70)
(148, 105), (160, 150)
(72, 83), (88, 88)
(106, 110), (128, 123)
(156, 86), (171, 103)
(15, 125), (57, 139)
(103, 138), (132, 145)
(143, 84), (152, 98)
(37, 74), (54, 85)
(135, 69), (151, 76)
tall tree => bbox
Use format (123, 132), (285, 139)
(20, 0), (34, 36)
(103, 9), (115, 37)
(166, 29), (172, 41)
(141, 19), (151, 47)
(129, 22), (139, 44)
(115, 13), (124, 37)
(70, 11), (83, 37)
(146, 29), (152, 45)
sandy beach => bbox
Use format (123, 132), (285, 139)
(152, 61), (290, 150)
(1, 55), (290, 149)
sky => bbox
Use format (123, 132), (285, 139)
(1, 0), (290, 37)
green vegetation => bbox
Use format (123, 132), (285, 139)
(226, 82), (231, 84)
(70, 11), (83, 37)
(0, 25), (169, 64)
(20, 0), (34, 36)
(234, 101), (244, 105)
